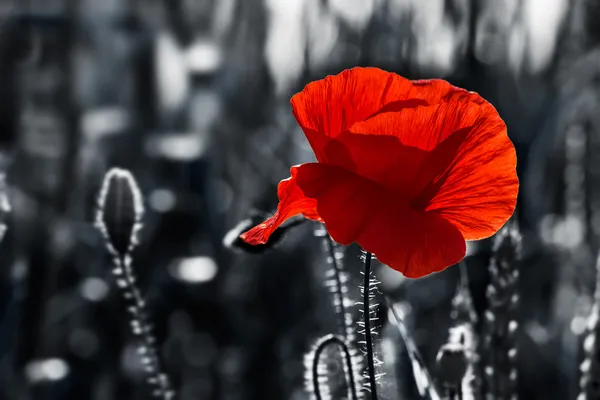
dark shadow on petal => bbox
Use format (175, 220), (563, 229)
(366, 98), (429, 118)
(410, 127), (472, 209)
(321, 130), (470, 202)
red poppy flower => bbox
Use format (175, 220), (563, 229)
(241, 67), (518, 278)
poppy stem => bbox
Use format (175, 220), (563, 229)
(362, 251), (378, 400)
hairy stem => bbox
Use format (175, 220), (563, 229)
(114, 257), (173, 399)
(362, 252), (378, 400)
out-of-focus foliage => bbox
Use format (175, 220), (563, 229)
(0, 0), (599, 399)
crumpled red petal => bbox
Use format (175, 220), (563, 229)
(240, 166), (322, 245)
(320, 100), (481, 195)
(295, 163), (466, 277)
(330, 90), (518, 241)
(290, 67), (464, 163)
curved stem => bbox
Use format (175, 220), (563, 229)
(311, 335), (359, 400)
(363, 252), (378, 400)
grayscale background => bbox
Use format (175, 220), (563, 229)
(0, 0), (596, 399)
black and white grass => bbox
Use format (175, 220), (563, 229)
(386, 298), (442, 400)
(95, 168), (174, 400)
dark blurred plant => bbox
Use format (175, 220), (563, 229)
(314, 227), (353, 340)
(578, 252), (600, 400)
(0, 174), (10, 243)
(436, 336), (468, 400)
(298, 231), (392, 400)
(311, 226), (363, 397)
(450, 264), (482, 399)
(483, 221), (522, 400)
(95, 168), (174, 400)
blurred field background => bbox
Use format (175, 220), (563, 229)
(0, 0), (598, 399)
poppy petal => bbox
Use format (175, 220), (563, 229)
(417, 114), (518, 241)
(334, 99), (484, 194)
(341, 93), (518, 241)
(349, 97), (483, 149)
(295, 163), (466, 277)
(240, 166), (322, 245)
(290, 67), (464, 162)
(319, 133), (426, 195)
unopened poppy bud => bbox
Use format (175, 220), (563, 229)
(436, 342), (468, 389)
(223, 212), (304, 254)
(95, 168), (144, 256)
